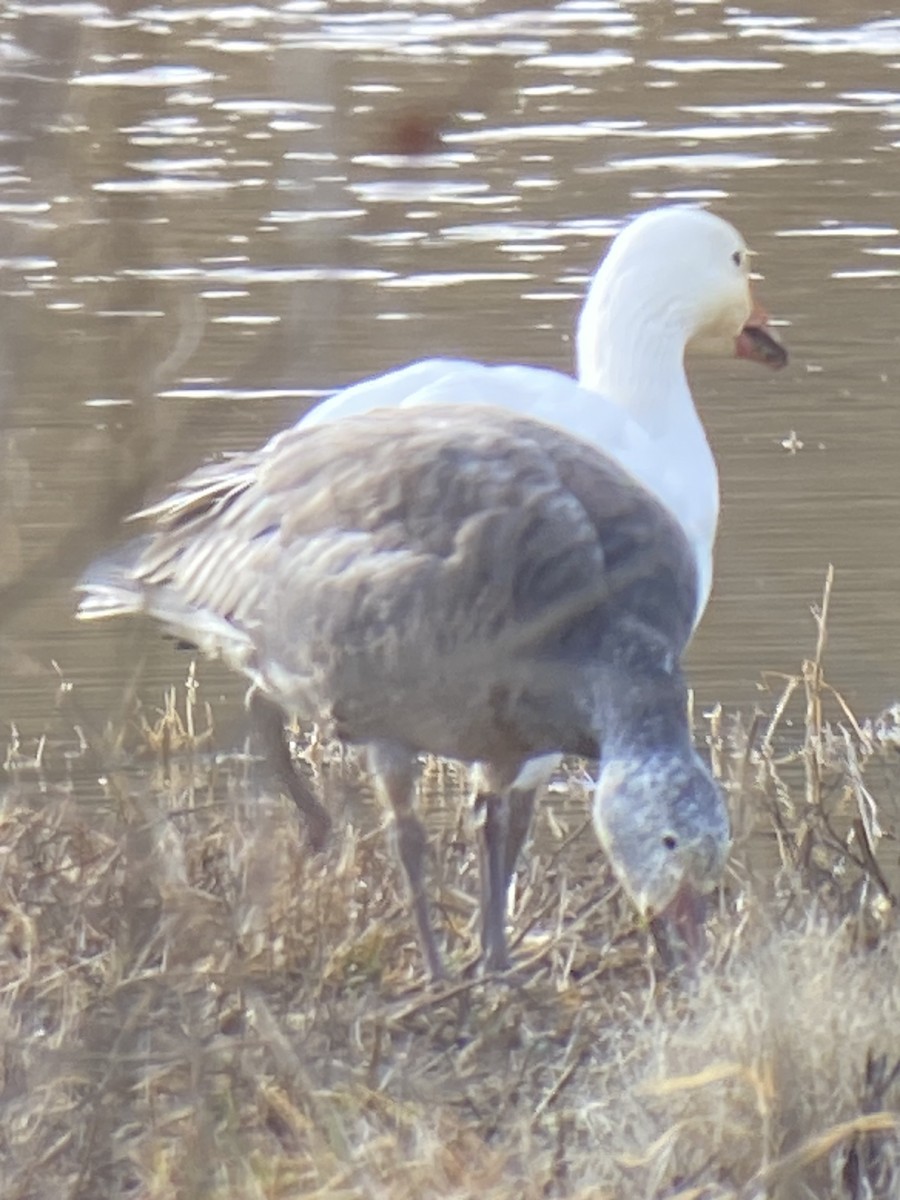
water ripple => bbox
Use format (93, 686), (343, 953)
(72, 65), (213, 87)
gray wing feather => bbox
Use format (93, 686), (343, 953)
(77, 404), (698, 752)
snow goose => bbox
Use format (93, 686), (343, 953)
(300, 205), (786, 620)
(77, 403), (730, 979)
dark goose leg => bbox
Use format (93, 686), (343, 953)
(249, 693), (332, 852)
(476, 766), (538, 972)
(368, 741), (446, 983)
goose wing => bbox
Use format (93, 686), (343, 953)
(79, 404), (697, 758)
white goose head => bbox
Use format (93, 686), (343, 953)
(576, 206), (784, 409)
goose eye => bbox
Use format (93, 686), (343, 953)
(661, 833), (678, 851)
(731, 250), (742, 267)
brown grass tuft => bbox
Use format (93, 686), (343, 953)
(3, 592), (900, 1198)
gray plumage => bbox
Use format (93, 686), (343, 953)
(78, 403), (729, 978)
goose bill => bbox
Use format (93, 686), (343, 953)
(735, 297), (787, 369)
(649, 883), (709, 969)
(735, 323), (787, 369)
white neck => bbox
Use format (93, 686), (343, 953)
(578, 268), (691, 427)
(575, 269), (719, 621)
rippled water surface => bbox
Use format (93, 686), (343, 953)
(2, 0), (900, 748)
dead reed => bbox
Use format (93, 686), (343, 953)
(2, 573), (899, 1199)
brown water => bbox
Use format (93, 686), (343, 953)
(2, 0), (900, 751)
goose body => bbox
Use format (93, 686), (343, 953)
(78, 403), (728, 975)
(300, 205), (785, 621)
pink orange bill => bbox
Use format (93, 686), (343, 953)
(735, 294), (788, 369)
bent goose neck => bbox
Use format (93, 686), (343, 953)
(576, 284), (701, 441)
(591, 651), (694, 764)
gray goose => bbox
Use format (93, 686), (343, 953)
(78, 403), (731, 978)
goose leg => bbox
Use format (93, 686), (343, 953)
(475, 767), (538, 972)
(368, 742), (445, 983)
(477, 789), (511, 971)
(249, 692), (332, 852)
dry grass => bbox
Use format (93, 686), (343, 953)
(3, 595), (900, 1198)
